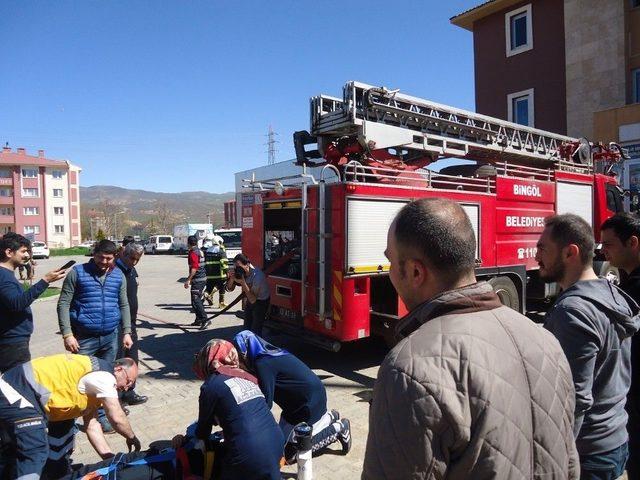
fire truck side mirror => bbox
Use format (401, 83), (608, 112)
(293, 130), (322, 166)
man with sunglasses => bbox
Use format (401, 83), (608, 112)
(0, 354), (141, 479)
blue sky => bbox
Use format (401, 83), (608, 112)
(0, 1), (480, 193)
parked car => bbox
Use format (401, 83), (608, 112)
(144, 235), (173, 254)
(31, 241), (50, 259)
(79, 240), (95, 248)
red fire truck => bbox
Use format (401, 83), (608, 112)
(240, 81), (626, 350)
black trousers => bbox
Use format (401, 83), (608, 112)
(0, 340), (30, 373)
(118, 320), (139, 391)
(243, 298), (270, 337)
(191, 281), (207, 324)
(205, 279), (226, 303)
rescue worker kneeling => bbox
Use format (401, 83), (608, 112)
(233, 330), (351, 463)
(172, 339), (284, 480)
(0, 354), (141, 479)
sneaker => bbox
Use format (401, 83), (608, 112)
(190, 320), (201, 326)
(329, 409), (340, 422)
(199, 320), (212, 330)
(218, 302), (227, 309)
(338, 419), (351, 455)
(98, 417), (115, 434)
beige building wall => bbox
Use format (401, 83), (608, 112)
(564, 0), (626, 139)
(594, 104), (640, 143)
(69, 165), (81, 246)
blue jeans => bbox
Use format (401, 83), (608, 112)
(580, 442), (628, 480)
(77, 330), (119, 427)
(77, 330), (119, 363)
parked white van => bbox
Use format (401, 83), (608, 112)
(144, 235), (173, 254)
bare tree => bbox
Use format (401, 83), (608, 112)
(147, 201), (177, 234)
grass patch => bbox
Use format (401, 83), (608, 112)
(22, 283), (61, 298)
(50, 247), (90, 256)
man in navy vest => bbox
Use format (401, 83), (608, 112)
(57, 239), (132, 432)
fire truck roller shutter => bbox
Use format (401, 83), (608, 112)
(345, 199), (480, 274)
(556, 181), (593, 226)
(346, 199), (405, 274)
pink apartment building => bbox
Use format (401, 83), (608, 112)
(0, 146), (81, 248)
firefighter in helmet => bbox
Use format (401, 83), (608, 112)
(203, 235), (229, 308)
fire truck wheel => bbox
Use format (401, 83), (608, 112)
(488, 276), (520, 312)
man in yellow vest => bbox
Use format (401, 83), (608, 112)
(0, 353), (141, 479)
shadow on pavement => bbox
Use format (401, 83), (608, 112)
(272, 334), (387, 390)
(138, 317), (387, 391)
(137, 324), (244, 380)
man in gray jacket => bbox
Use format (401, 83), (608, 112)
(536, 213), (639, 479)
(363, 198), (579, 479)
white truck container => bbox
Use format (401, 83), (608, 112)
(173, 223), (214, 253)
(213, 227), (242, 260)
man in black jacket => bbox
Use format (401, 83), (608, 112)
(115, 238), (148, 406)
(601, 212), (640, 479)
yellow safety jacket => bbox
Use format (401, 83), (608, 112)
(29, 354), (108, 422)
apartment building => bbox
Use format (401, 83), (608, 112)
(451, 0), (640, 197)
(0, 146), (81, 248)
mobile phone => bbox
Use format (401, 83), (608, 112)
(59, 260), (76, 270)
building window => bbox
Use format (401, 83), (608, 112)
(0, 169), (11, 178)
(54, 225), (64, 234)
(633, 69), (640, 103)
(507, 89), (535, 126)
(0, 207), (13, 216)
(52, 170), (64, 179)
(505, 4), (533, 57)
(21, 168), (37, 178)
(24, 225), (40, 235)
(53, 188), (63, 198)
(22, 188), (38, 197)
(23, 207), (39, 216)
(0, 188), (12, 197)
(54, 206), (64, 215)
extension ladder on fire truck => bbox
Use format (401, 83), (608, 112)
(298, 81), (596, 168)
(246, 82), (627, 348)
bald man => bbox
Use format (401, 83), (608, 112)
(0, 354), (141, 479)
(363, 198), (578, 479)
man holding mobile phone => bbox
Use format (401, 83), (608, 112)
(0, 233), (67, 372)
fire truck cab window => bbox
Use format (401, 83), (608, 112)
(264, 204), (301, 279)
(606, 185), (624, 213)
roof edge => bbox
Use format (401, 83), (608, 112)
(451, 0), (523, 31)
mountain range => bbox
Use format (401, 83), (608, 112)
(79, 185), (236, 236)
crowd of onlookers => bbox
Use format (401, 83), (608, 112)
(362, 200), (640, 480)
(1, 199), (640, 479)
(0, 233), (349, 479)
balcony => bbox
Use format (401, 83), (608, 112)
(0, 197), (14, 205)
(0, 178), (13, 186)
(0, 216), (14, 224)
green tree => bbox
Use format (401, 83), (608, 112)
(96, 228), (106, 241)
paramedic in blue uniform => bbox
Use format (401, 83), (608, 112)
(233, 330), (351, 462)
(172, 339), (284, 480)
